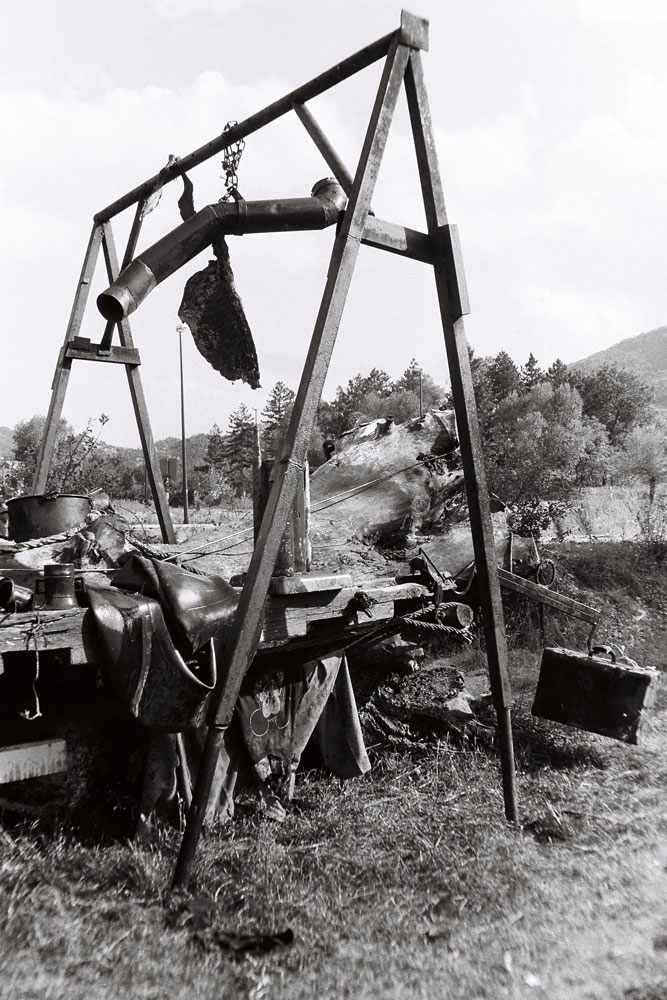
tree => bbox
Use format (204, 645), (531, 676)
(483, 382), (608, 507)
(612, 418), (667, 503)
(223, 404), (256, 496)
(485, 351), (522, 405)
(520, 353), (545, 391)
(570, 364), (652, 446)
(323, 368), (392, 437)
(392, 360), (446, 414)
(261, 381), (295, 455)
(12, 414), (108, 494)
(205, 423), (227, 471)
(546, 358), (571, 388)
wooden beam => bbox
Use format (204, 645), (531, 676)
(95, 28), (399, 223)
(100, 225), (176, 545)
(173, 36), (412, 889)
(404, 48), (518, 823)
(361, 216), (433, 262)
(497, 568), (599, 625)
(99, 198), (148, 352)
(32, 224), (104, 494)
(293, 102), (355, 197)
(0, 740), (67, 784)
(65, 343), (141, 366)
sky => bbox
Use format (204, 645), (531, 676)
(2, 0), (667, 447)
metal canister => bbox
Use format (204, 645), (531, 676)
(41, 563), (79, 610)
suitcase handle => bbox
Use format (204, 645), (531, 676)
(589, 645), (616, 663)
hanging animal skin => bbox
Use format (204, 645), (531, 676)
(178, 232), (261, 389)
(177, 174), (260, 389)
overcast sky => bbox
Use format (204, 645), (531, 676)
(2, 0), (667, 447)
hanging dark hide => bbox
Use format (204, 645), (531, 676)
(178, 232), (260, 389)
(176, 174), (260, 389)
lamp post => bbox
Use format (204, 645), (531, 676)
(178, 324), (189, 525)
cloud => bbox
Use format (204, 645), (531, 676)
(573, 0), (667, 23)
(148, 0), (253, 18)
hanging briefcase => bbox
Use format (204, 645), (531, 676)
(531, 646), (659, 745)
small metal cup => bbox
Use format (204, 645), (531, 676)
(0, 577), (34, 612)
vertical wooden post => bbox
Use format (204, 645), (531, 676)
(100, 225), (176, 544)
(172, 36), (411, 889)
(32, 224), (104, 493)
(404, 49), (518, 822)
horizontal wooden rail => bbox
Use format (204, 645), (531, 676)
(497, 568), (599, 625)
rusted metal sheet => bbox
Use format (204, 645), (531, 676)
(0, 739), (67, 784)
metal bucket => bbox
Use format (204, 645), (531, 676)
(7, 494), (91, 542)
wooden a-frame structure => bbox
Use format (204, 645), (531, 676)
(33, 10), (518, 885)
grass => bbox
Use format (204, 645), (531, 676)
(1, 541), (667, 999)
(2, 707), (666, 1000)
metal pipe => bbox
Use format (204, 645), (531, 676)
(97, 179), (346, 323)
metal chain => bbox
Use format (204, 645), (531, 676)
(220, 121), (245, 202)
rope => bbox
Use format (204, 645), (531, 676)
(12, 521), (89, 551)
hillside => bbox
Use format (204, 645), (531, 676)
(570, 325), (667, 406)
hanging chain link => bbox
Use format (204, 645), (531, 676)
(220, 121), (245, 202)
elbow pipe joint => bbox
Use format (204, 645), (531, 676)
(97, 178), (346, 322)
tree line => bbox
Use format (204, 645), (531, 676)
(3, 352), (664, 519)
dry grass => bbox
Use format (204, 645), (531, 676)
(2, 702), (666, 1000)
(2, 542), (667, 999)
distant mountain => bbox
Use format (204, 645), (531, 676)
(0, 426), (13, 458)
(570, 326), (667, 407)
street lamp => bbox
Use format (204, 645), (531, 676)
(177, 324), (189, 525)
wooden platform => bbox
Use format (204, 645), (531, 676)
(0, 576), (430, 670)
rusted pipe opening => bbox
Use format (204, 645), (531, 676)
(97, 179), (346, 322)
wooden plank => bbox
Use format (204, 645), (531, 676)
(263, 582), (428, 639)
(399, 9), (429, 50)
(267, 572), (354, 595)
(32, 223), (104, 494)
(404, 49), (518, 823)
(65, 344), (141, 365)
(0, 609), (101, 668)
(293, 102), (355, 197)
(497, 568), (599, 624)
(361, 216), (433, 262)
(0, 739), (67, 784)
(0, 580), (430, 665)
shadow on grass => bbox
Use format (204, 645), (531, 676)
(511, 711), (611, 774)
